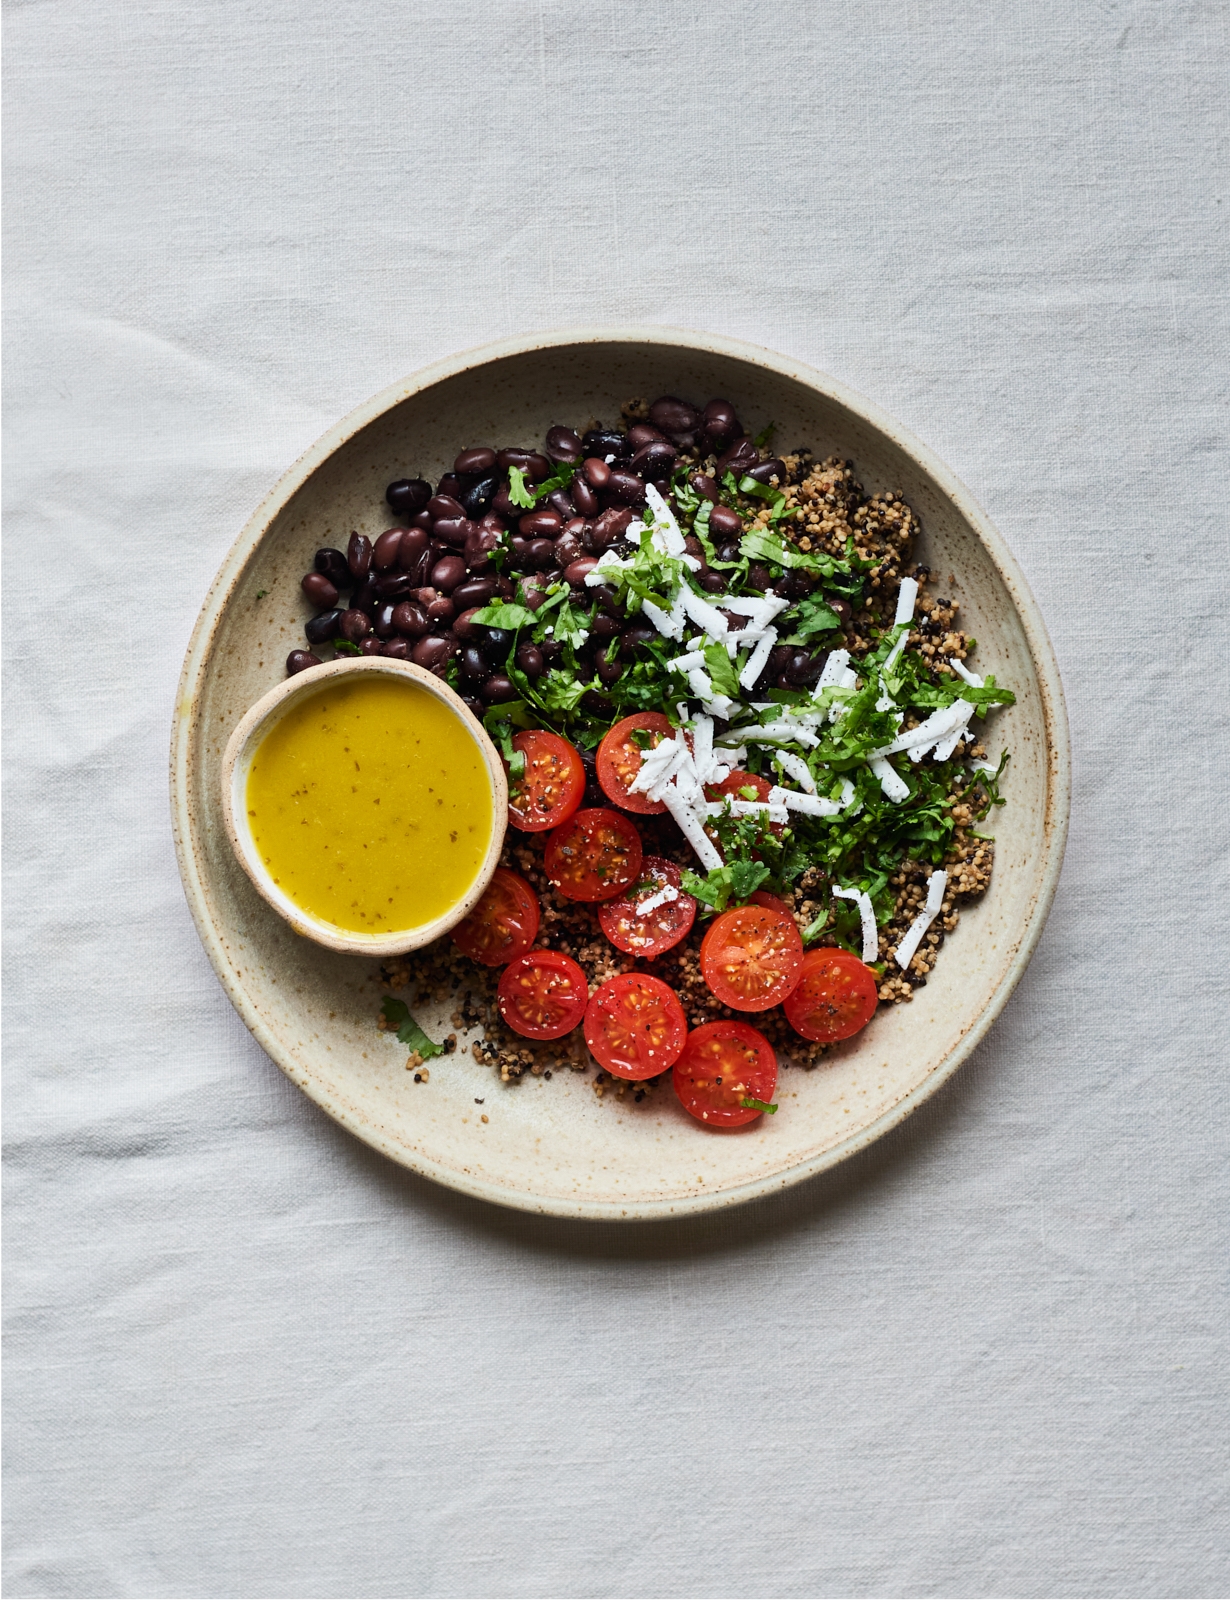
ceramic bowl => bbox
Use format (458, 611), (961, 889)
(171, 327), (1070, 1221)
(219, 656), (508, 959)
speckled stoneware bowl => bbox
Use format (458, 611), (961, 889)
(219, 656), (508, 959)
(171, 327), (1070, 1220)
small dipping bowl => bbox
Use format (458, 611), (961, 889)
(220, 657), (508, 957)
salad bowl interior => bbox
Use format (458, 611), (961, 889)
(172, 328), (1069, 1220)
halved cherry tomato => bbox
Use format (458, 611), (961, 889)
(748, 889), (793, 918)
(700, 903), (804, 1012)
(596, 712), (675, 814)
(673, 1020), (778, 1128)
(703, 769), (786, 840)
(597, 856), (696, 958)
(584, 973), (688, 1080)
(497, 949), (588, 1040)
(451, 868), (540, 966)
(544, 807), (643, 902)
(784, 948), (879, 1042)
(507, 730), (585, 832)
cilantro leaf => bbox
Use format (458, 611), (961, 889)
(330, 639), (361, 655)
(380, 997), (443, 1060)
(741, 1096), (778, 1113)
(507, 467), (536, 509)
(702, 642), (742, 701)
(728, 859), (771, 900)
(793, 596), (844, 638)
(471, 601), (538, 630)
(680, 866), (734, 913)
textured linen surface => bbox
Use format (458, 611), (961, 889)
(4, 2), (1228, 1596)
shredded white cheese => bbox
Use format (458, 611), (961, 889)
(833, 885), (879, 963)
(870, 700), (974, 761)
(895, 870), (947, 969)
(774, 750), (816, 793)
(767, 787), (843, 817)
(815, 649), (851, 691)
(739, 632), (777, 690)
(947, 657), (984, 687)
(894, 577), (918, 627)
(869, 754), (911, 803)
(662, 784), (723, 870)
(636, 884), (680, 918)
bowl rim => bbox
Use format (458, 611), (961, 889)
(218, 655), (509, 958)
(170, 324), (1071, 1221)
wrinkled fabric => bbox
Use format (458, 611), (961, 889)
(4, 2), (1228, 1596)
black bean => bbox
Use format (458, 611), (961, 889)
(588, 583), (621, 614)
(436, 475), (462, 500)
(683, 536), (708, 569)
(490, 484), (519, 521)
(376, 571), (415, 602)
(582, 457), (612, 489)
(496, 449), (551, 481)
(716, 436), (758, 476)
(347, 532), (372, 580)
(454, 446), (497, 476)
(385, 478), (432, 517)
(482, 674), (518, 703)
(571, 476), (599, 516)
(630, 441), (676, 478)
(509, 534), (532, 564)
(649, 396), (701, 441)
(412, 636), (455, 670)
(553, 531), (585, 568)
(526, 538), (556, 570)
(582, 689), (614, 715)
(427, 597), (455, 624)
(519, 509), (562, 537)
(432, 516), (472, 548)
(382, 637), (412, 660)
(430, 555), (466, 593)
(372, 601), (398, 638)
(427, 494), (465, 523)
(451, 576), (498, 611)
(745, 457), (787, 486)
(590, 612), (621, 641)
(461, 645), (490, 682)
(709, 505), (742, 539)
(781, 570), (813, 599)
(453, 607), (485, 641)
(339, 608), (371, 643)
(546, 489), (574, 521)
(459, 476), (499, 518)
(372, 529), (404, 571)
(359, 637), (384, 656)
(715, 542), (741, 564)
(305, 608), (343, 645)
(482, 627), (513, 663)
(410, 509), (434, 531)
(407, 548), (434, 587)
(747, 563), (775, 592)
(286, 650), (321, 675)
(627, 422), (668, 450)
(564, 557), (598, 586)
(689, 473), (720, 503)
(606, 469), (646, 506)
(581, 428), (627, 459)
(515, 642), (544, 679)
(314, 548), (350, 589)
(544, 425), (582, 463)
(464, 525), (502, 573)
(595, 644), (622, 683)
(622, 624), (656, 652)
(397, 527), (429, 569)
(349, 573), (380, 615)
(591, 508), (634, 550)
(830, 598), (852, 626)
(520, 578), (551, 610)
(301, 572), (339, 610)
(392, 600), (431, 638)
(702, 399), (741, 447)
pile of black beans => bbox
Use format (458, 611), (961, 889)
(287, 394), (833, 711)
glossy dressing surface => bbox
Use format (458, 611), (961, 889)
(245, 675), (493, 935)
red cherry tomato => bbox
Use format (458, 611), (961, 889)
(507, 729), (585, 832)
(673, 1021), (778, 1127)
(704, 769), (786, 839)
(584, 974), (688, 1080)
(747, 889), (793, 918)
(784, 948), (879, 1042)
(597, 857), (697, 958)
(596, 712), (676, 815)
(700, 903), (805, 1012)
(451, 868), (540, 966)
(544, 807), (643, 902)
(497, 949), (588, 1040)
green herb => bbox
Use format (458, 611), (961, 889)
(802, 909), (830, 944)
(529, 462), (576, 502)
(793, 596), (843, 638)
(680, 866), (735, 913)
(702, 642), (742, 701)
(741, 1096), (778, 1113)
(752, 423), (776, 449)
(546, 601), (592, 650)
(380, 997), (443, 1060)
(507, 467), (536, 509)
(330, 639), (361, 655)
(471, 601), (538, 631)
(254, 590), (267, 600)
(729, 859), (770, 900)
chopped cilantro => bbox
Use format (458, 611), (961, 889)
(507, 467), (536, 509)
(741, 1096), (778, 1113)
(330, 639), (361, 655)
(471, 601), (538, 631)
(380, 998), (443, 1060)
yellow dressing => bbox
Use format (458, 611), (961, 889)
(245, 675), (493, 936)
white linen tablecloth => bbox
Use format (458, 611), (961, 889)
(5, 2), (1227, 1595)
